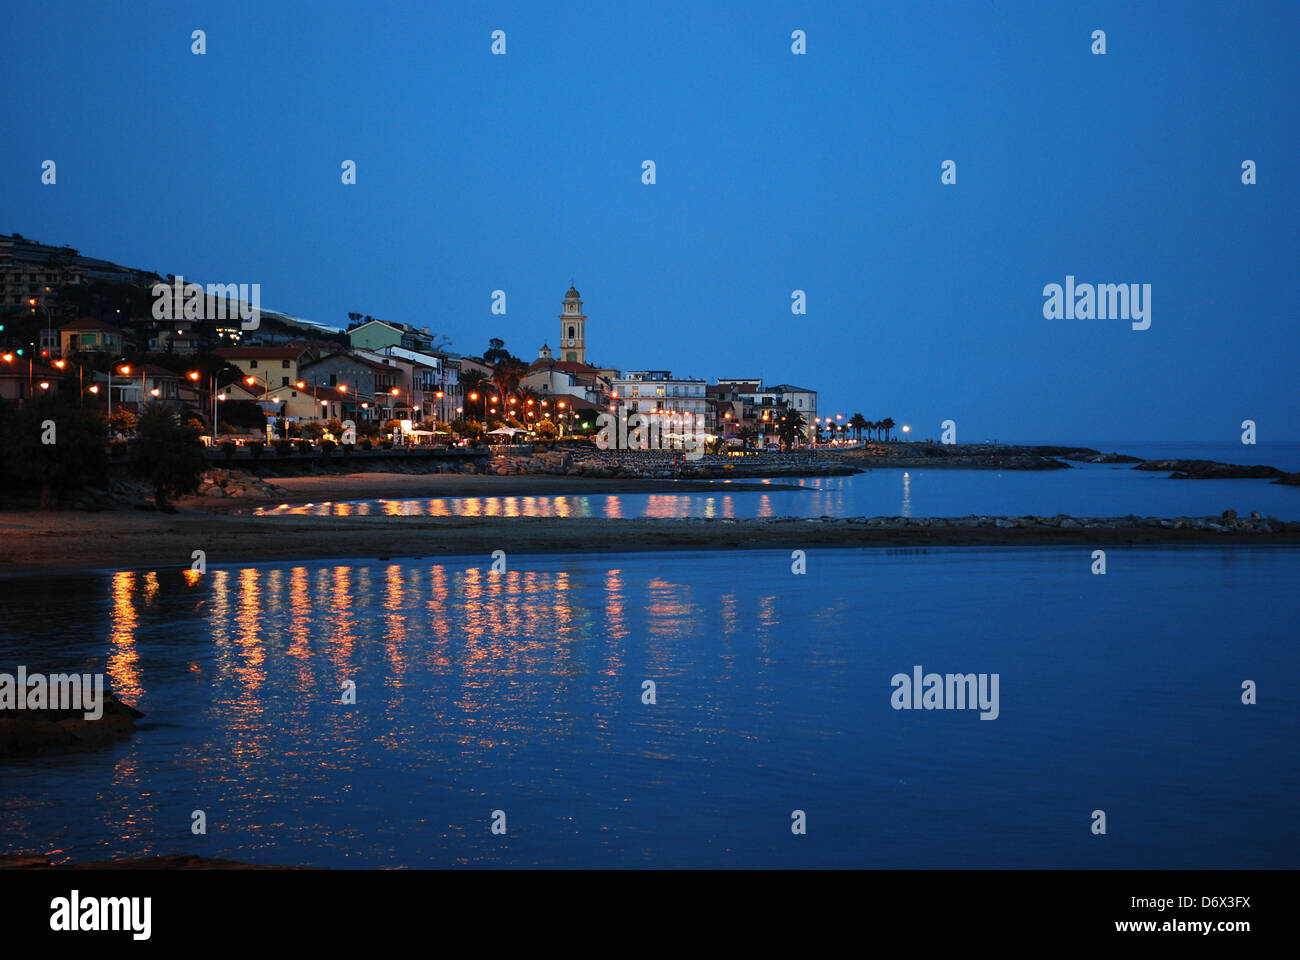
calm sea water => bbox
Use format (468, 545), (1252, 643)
(2, 547), (1296, 868)
(256, 458), (1300, 521)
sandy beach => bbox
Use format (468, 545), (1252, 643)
(0, 472), (1296, 573)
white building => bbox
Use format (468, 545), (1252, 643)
(612, 370), (708, 422)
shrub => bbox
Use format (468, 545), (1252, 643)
(320, 439), (336, 457)
(274, 439), (293, 457)
(247, 440), (264, 463)
(380, 439), (394, 450)
(219, 441), (236, 465)
(108, 409), (137, 435)
(358, 439), (373, 451)
(295, 440), (313, 455)
(129, 403), (206, 512)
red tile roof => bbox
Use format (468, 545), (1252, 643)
(528, 358), (604, 376)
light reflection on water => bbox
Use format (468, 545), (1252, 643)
(250, 464), (1300, 521)
(1, 547), (1298, 868)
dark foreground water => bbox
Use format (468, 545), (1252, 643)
(2, 547), (1296, 868)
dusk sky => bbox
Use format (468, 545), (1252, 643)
(2, 0), (1295, 440)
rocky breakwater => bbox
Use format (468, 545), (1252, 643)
(816, 509), (1289, 533)
(486, 448), (858, 479)
(574, 450), (858, 479)
(723, 510), (1298, 547)
(839, 443), (1092, 470)
(196, 468), (293, 500)
(1135, 459), (1300, 484)
(1, 691), (143, 757)
(488, 449), (573, 476)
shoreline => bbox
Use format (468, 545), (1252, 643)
(1, 506), (1295, 575)
(203, 471), (813, 513)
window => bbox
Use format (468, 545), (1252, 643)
(282, 359), (290, 368)
(281, 377), (289, 386)
(568, 326), (575, 339)
(250, 359), (258, 368)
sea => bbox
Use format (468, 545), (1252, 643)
(1, 440), (1297, 868)
(253, 441), (1300, 521)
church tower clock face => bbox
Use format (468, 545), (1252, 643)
(558, 285), (587, 365)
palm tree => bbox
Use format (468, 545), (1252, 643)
(849, 413), (867, 441)
(880, 417), (896, 442)
(491, 357), (528, 409)
(777, 408), (807, 450)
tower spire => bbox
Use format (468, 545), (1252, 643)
(559, 284), (587, 364)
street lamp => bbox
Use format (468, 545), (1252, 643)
(189, 370), (218, 435)
(118, 362), (149, 412)
(27, 298), (53, 360)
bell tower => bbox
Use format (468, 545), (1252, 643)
(559, 285), (586, 364)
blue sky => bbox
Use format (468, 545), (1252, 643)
(2, 0), (1296, 440)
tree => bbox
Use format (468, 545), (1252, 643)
(535, 419), (558, 439)
(880, 417), (896, 442)
(483, 338), (512, 366)
(129, 402), (206, 512)
(849, 413), (867, 441)
(737, 425), (758, 451)
(777, 408), (807, 450)
(491, 356), (528, 403)
(218, 399), (265, 433)
(0, 394), (108, 509)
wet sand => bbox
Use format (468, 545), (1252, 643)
(1, 505), (1295, 574)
